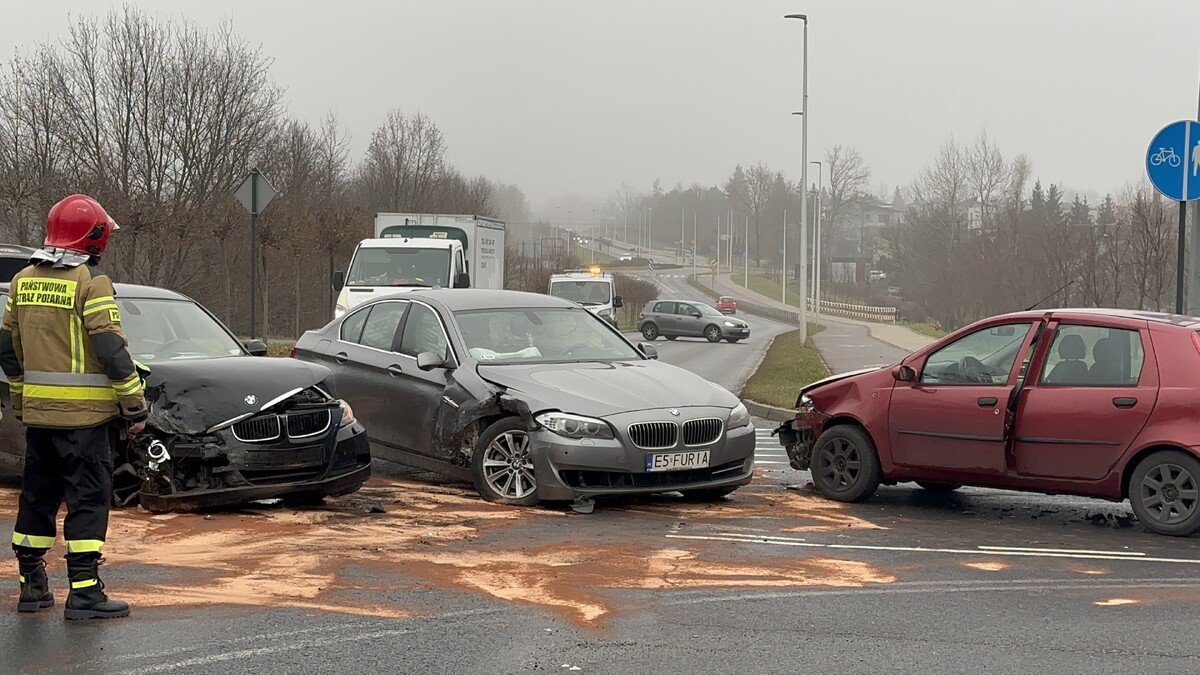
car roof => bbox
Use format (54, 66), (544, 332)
(0, 245), (35, 258)
(408, 288), (579, 311)
(986, 308), (1200, 328)
(0, 280), (191, 302)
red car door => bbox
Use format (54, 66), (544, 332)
(1011, 319), (1157, 480)
(888, 321), (1036, 476)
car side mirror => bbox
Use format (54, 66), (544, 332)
(892, 365), (916, 382)
(417, 351), (452, 371)
(638, 343), (659, 360)
(454, 272), (471, 289)
(243, 339), (268, 357)
(613, 296), (623, 309)
(332, 270), (345, 292)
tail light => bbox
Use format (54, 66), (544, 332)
(1191, 331), (1200, 357)
(289, 346), (297, 358)
(638, 311), (645, 319)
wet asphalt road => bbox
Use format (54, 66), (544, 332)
(5, 281), (1200, 673)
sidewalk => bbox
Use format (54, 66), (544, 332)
(711, 273), (936, 354)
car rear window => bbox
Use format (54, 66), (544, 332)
(1040, 324), (1144, 386)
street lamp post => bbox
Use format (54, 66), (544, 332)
(810, 160), (823, 317)
(786, 13), (809, 344)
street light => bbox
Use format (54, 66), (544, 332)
(786, 13), (809, 344)
(810, 160), (823, 317)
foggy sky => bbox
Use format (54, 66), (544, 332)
(3, 0), (1199, 216)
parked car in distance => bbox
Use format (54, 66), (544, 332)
(638, 300), (750, 343)
(716, 296), (737, 315)
(774, 308), (1200, 536)
(868, 270), (886, 282)
(293, 289), (755, 507)
(0, 282), (371, 511)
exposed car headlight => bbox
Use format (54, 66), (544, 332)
(339, 400), (356, 425)
(536, 412), (614, 439)
(798, 394), (815, 413)
(728, 402), (750, 429)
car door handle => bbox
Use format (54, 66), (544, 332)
(976, 397), (998, 407)
(387, 365), (404, 377)
(1113, 397), (1137, 409)
(333, 352), (348, 364)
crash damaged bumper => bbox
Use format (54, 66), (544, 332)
(528, 412), (756, 501)
(134, 415), (373, 513)
(773, 406), (829, 471)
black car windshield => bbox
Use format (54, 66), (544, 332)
(549, 280), (612, 306)
(0, 294), (243, 362)
(455, 308), (640, 364)
(346, 247), (449, 288)
(119, 299), (244, 362)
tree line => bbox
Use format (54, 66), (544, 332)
(0, 7), (527, 338)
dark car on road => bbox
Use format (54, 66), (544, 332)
(294, 289), (755, 507)
(638, 299), (750, 343)
(776, 308), (1200, 536)
(0, 282), (371, 511)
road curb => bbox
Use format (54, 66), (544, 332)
(742, 398), (794, 422)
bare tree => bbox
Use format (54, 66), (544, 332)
(825, 145), (871, 241)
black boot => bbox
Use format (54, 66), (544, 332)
(64, 558), (129, 620)
(16, 554), (54, 613)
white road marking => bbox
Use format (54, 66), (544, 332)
(666, 532), (1200, 565)
(754, 461), (789, 465)
(978, 545), (1146, 557)
(120, 629), (414, 674)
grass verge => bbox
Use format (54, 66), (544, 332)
(898, 321), (946, 339)
(740, 324), (829, 409)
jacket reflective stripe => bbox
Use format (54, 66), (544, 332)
(65, 539), (104, 553)
(23, 384), (117, 401)
(113, 375), (142, 395)
(69, 315), (83, 373)
(12, 532), (55, 549)
(7, 380), (22, 394)
(70, 578), (98, 590)
(24, 371), (112, 386)
(83, 295), (115, 309)
(82, 302), (118, 317)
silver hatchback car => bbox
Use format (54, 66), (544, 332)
(638, 299), (751, 343)
(294, 290), (755, 507)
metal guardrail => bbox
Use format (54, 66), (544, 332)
(685, 275), (897, 326)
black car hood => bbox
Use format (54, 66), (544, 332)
(476, 360), (738, 418)
(143, 356), (331, 434)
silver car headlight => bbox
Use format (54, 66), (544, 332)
(728, 402), (750, 429)
(724, 321), (737, 327)
(535, 412), (615, 439)
(798, 394), (815, 413)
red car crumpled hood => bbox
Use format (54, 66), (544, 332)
(795, 366), (885, 407)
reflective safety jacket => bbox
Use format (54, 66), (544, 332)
(0, 263), (148, 428)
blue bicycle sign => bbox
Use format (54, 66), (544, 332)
(1146, 120), (1200, 202)
(1150, 147), (1182, 168)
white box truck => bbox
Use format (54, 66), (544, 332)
(333, 213), (506, 317)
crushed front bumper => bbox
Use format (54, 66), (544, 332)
(774, 408), (828, 470)
(528, 410), (756, 501)
(138, 421), (372, 512)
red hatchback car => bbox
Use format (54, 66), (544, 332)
(775, 309), (1200, 536)
(717, 296), (737, 314)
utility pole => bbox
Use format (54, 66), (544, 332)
(680, 204), (686, 265)
(716, 214), (721, 286)
(786, 13), (810, 343)
(811, 160), (823, 316)
(782, 208), (787, 306)
(744, 214), (750, 289)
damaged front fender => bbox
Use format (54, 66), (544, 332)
(432, 369), (536, 467)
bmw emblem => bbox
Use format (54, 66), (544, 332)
(669, 409), (680, 417)
(244, 395), (258, 406)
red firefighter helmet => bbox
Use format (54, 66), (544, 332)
(44, 194), (120, 256)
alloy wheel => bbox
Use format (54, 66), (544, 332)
(815, 438), (862, 493)
(481, 430), (536, 500)
(1138, 462), (1199, 525)
(705, 326), (720, 342)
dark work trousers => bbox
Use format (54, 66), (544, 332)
(12, 424), (112, 564)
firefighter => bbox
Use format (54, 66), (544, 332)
(0, 194), (147, 620)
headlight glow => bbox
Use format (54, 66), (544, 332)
(728, 402), (751, 429)
(724, 321), (736, 327)
(340, 400), (356, 425)
(536, 412), (614, 439)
